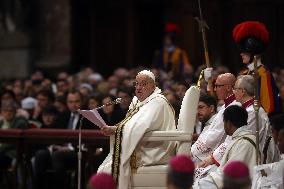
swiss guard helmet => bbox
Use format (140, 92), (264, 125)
(233, 21), (269, 55)
(164, 22), (181, 46)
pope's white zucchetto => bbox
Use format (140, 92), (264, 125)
(137, 70), (155, 82)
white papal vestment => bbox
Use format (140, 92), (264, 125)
(98, 87), (176, 189)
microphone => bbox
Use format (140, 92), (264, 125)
(95, 98), (122, 110)
(114, 98), (123, 104)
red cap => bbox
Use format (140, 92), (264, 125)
(89, 173), (116, 189)
(165, 22), (181, 34)
(223, 161), (249, 179)
(233, 21), (269, 44)
(170, 155), (195, 173)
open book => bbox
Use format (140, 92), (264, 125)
(78, 109), (106, 129)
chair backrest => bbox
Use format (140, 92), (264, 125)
(176, 86), (200, 155)
(109, 86), (200, 156)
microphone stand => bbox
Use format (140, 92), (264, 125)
(78, 117), (84, 189)
(76, 98), (122, 189)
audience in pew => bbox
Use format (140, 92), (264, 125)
(0, 99), (29, 184)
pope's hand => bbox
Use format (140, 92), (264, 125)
(204, 67), (213, 82)
(101, 125), (116, 136)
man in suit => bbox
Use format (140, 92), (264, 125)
(33, 90), (96, 189)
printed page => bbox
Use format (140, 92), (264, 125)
(78, 109), (106, 128)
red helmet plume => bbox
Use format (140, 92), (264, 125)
(232, 21), (269, 54)
(233, 21), (269, 44)
(165, 22), (181, 34)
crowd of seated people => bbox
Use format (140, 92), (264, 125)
(0, 63), (284, 189)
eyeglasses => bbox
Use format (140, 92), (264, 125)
(133, 81), (148, 88)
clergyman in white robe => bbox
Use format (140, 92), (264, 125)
(98, 87), (176, 189)
(252, 158), (284, 189)
(210, 98), (273, 166)
(191, 94), (241, 163)
(193, 125), (258, 189)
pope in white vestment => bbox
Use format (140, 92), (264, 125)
(98, 70), (176, 189)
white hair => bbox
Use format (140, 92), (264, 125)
(237, 75), (255, 96)
(137, 70), (155, 82)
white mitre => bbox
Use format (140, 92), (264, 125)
(137, 70), (155, 82)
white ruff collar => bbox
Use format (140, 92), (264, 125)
(247, 58), (262, 71)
